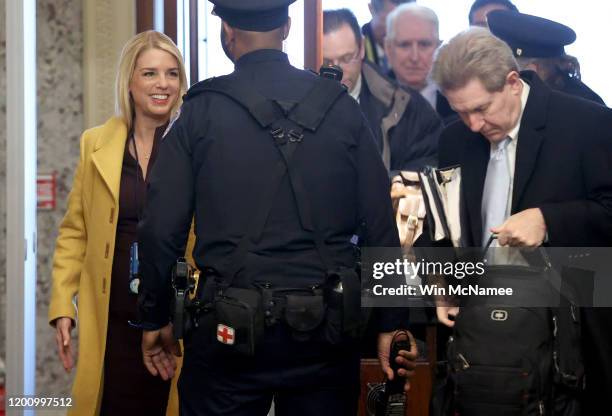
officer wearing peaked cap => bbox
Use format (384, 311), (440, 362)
(488, 10), (606, 105)
(210, 0), (297, 31)
(137, 0), (417, 414)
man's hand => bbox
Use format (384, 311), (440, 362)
(436, 306), (460, 327)
(491, 208), (546, 247)
(377, 330), (418, 392)
(54, 317), (75, 372)
(431, 278), (459, 328)
(142, 323), (182, 380)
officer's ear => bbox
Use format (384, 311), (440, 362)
(222, 21), (235, 44)
(282, 17), (291, 40)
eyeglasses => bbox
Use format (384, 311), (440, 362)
(322, 51), (361, 67)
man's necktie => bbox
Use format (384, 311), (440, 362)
(481, 137), (511, 247)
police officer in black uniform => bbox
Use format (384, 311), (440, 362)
(137, 1), (417, 415)
(487, 10), (606, 105)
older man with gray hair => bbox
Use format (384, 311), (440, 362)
(385, 3), (456, 123)
(431, 27), (612, 415)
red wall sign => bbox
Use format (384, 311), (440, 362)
(37, 173), (56, 210)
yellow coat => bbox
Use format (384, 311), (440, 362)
(48, 116), (188, 416)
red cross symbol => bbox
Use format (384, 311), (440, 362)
(217, 324), (235, 345)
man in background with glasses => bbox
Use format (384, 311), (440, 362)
(323, 8), (442, 173)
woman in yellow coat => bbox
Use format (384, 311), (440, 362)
(48, 31), (188, 415)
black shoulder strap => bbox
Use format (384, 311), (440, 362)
(203, 76), (346, 286)
(288, 77), (346, 131)
(199, 75), (346, 131)
(197, 76), (284, 128)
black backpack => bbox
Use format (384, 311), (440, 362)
(444, 258), (584, 416)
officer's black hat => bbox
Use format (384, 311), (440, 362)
(210, 0), (297, 32)
(487, 10), (576, 58)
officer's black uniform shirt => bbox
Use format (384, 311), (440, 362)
(137, 49), (402, 329)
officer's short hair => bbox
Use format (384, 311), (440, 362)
(517, 56), (574, 90)
(468, 0), (518, 25)
(116, 30), (188, 132)
(371, 0), (414, 13)
(516, 56), (558, 78)
(432, 27), (519, 93)
(386, 3), (439, 42)
(323, 9), (362, 47)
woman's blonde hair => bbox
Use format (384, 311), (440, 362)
(115, 30), (187, 132)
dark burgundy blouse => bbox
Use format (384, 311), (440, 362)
(101, 123), (169, 415)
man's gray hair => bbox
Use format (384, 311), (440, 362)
(386, 3), (439, 41)
(432, 27), (518, 93)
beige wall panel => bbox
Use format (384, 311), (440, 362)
(83, 0), (136, 129)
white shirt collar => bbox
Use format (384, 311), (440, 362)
(376, 43), (385, 60)
(507, 79), (530, 142)
(420, 79), (438, 109)
(350, 74), (363, 102)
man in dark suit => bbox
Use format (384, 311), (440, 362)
(323, 8), (442, 172)
(431, 27), (612, 413)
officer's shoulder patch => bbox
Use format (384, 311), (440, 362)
(162, 107), (182, 139)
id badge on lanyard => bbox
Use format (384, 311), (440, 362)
(129, 241), (140, 294)
(128, 133), (147, 295)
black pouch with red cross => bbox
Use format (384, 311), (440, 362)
(213, 287), (264, 357)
